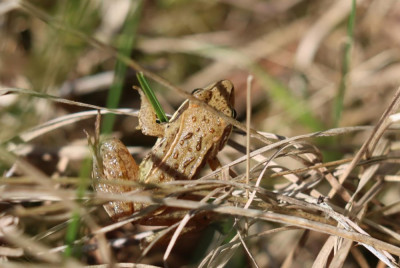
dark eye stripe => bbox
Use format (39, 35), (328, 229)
(214, 80), (234, 105)
(215, 82), (229, 96)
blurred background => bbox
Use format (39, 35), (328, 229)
(3, 0), (400, 141)
(1, 0), (400, 267)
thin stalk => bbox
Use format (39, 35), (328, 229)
(63, 158), (91, 258)
(333, 0), (356, 127)
(101, 1), (143, 134)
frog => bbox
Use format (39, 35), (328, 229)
(91, 80), (235, 221)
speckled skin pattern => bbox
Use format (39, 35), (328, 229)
(93, 80), (235, 220)
(139, 80), (235, 184)
(93, 138), (138, 220)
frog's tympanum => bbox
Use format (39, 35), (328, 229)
(92, 80), (235, 221)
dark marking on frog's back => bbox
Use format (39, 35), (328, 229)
(183, 157), (195, 168)
(196, 137), (202, 151)
(183, 132), (193, 140)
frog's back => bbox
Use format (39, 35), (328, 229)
(140, 80), (235, 184)
(141, 109), (230, 183)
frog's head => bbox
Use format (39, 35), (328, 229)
(192, 80), (235, 118)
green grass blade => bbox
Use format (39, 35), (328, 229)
(63, 212), (81, 258)
(251, 65), (324, 131)
(333, 0), (356, 127)
(136, 72), (169, 123)
(63, 158), (91, 258)
(101, 1), (143, 134)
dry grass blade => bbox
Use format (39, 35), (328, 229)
(16, 108), (137, 144)
(0, 246), (23, 258)
(75, 190), (400, 256)
(332, 86), (400, 198)
(3, 1), (400, 266)
(1, 230), (61, 263)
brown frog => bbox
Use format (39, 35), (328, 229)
(91, 80), (235, 221)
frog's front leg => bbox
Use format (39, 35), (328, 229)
(208, 157), (236, 180)
(207, 157), (229, 181)
(207, 157), (222, 171)
(136, 88), (165, 137)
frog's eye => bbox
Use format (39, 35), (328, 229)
(191, 88), (202, 94)
(231, 109), (237, 118)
